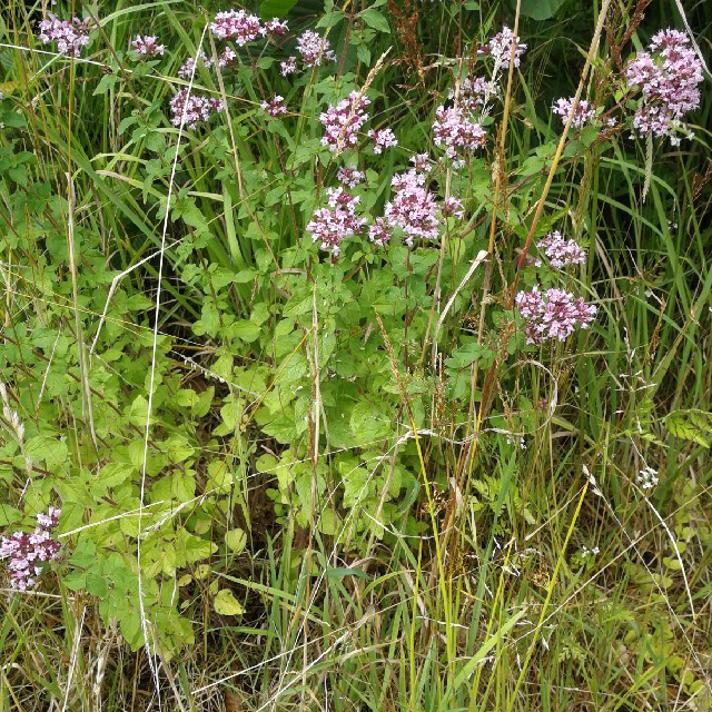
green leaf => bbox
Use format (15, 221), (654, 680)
(518, 0), (567, 20)
(259, 0), (298, 18)
(665, 409), (712, 448)
(350, 401), (390, 444)
(225, 528), (247, 554)
(359, 8), (390, 33)
(25, 434), (68, 469)
(213, 588), (244, 616)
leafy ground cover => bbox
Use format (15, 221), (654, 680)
(1, 0), (711, 709)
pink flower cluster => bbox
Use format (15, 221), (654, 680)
(210, 9), (264, 44)
(296, 30), (336, 68)
(280, 56), (297, 76)
(265, 19), (289, 37)
(432, 105), (486, 163)
(485, 26), (527, 72)
(170, 89), (223, 128)
(537, 231), (587, 268)
(552, 97), (597, 129)
(261, 95), (287, 117)
(131, 35), (165, 58)
(178, 51), (208, 78)
(306, 188), (366, 255)
(384, 168), (440, 245)
(625, 29), (703, 143)
(450, 76), (493, 113)
(369, 217), (391, 247)
(320, 92), (371, 154)
(369, 128), (398, 154)
(443, 196), (464, 219)
(337, 167), (365, 188)
(0, 507), (61, 591)
(515, 286), (596, 344)
(37, 13), (91, 57)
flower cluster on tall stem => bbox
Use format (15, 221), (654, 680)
(625, 29), (703, 144)
(306, 188), (367, 256)
(320, 92), (371, 154)
(537, 231), (587, 268)
(515, 286), (596, 344)
(170, 89), (223, 128)
(131, 35), (165, 58)
(296, 30), (335, 68)
(432, 105), (486, 164)
(1, 507), (61, 591)
(552, 97), (597, 129)
(37, 13), (91, 57)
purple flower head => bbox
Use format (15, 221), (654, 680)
(552, 97), (597, 129)
(515, 286), (597, 344)
(170, 89), (223, 129)
(215, 46), (238, 69)
(320, 91), (371, 154)
(384, 169), (440, 246)
(37, 13), (91, 57)
(265, 18), (289, 37)
(537, 231), (586, 268)
(442, 196), (465, 219)
(432, 105), (486, 164)
(131, 35), (165, 58)
(178, 50), (210, 79)
(337, 167), (365, 188)
(625, 28), (703, 144)
(450, 76), (494, 112)
(368, 128), (398, 154)
(0, 507), (61, 591)
(261, 95), (287, 117)
(484, 26), (526, 72)
(410, 153), (432, 172)
(369, 217), (391, 247)
(306, 188), (366, 256)
(280, 56), (298, 76)
(297, 30), (335, 68)
(210, 9), (264, 45)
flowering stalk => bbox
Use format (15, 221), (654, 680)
(0, 507), (61, 591)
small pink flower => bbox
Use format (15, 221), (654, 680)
(442, 196), (464, 219)
(215, 46), (238, 69)
(450, 76), (494, 112)
(320, 91), (371, 154)
(178, 50), (210, 79)
(384, 169), (440, 245)
(280, 56), (297, 76)
(210, 9), (264, 45)
(432, 105), (486, 163)
(552, 97), (597, 129)
(537, 231), (586, 268)
(265, 18), (289, 37)
(170, 89), (223, 129)
(369, 218), (391, 247)
(368, 128), (398, 154)
(261, 95), (287, 117)
(1, 507), (61, 591)
(515, 286), (596, 344)
(296, 30), (335, 68)
(130, 35), (165, 58)
(483, 26), (526, 72)
(410, 153), (431, 172)
(307, 188), (366, 256)
(37, 13), (91, 57)
(625, 28), (703, 144)
(337, 167), (365, 188)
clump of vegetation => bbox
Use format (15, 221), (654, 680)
(1, 0), (711, 709)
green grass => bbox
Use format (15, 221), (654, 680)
(1, 0), (711, 710)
